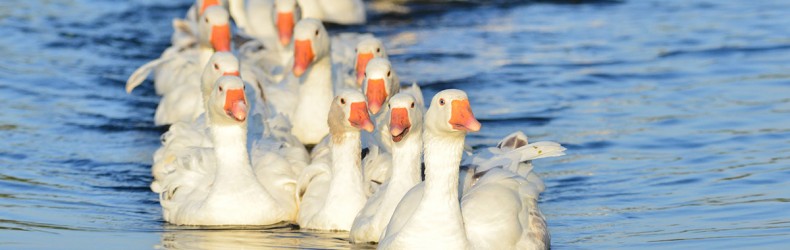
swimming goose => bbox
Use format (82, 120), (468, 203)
(151, 53), (240, 166)
(126, 5), (231, 96)
(169, 0), (223, 48)
(378, 89), (480, 249)
(151, 52), (236, 189)
(236, 0), (301, 84)
(153, 76), (298, 226)
(286, 18), (335, 145)
(354, 37), (389, 86)
(153, 52), (310, 199)
(297, 0), (365, 25)
(296, 90), (374, 231)
(460, 131), (564, 250)
(358, 58), (402, 193)
(330, 35), (383, 91)
(153, 51), (241, 126)
(379, 90), (561, 249)
(363, 58), (400, 116)
(238, 0), (300, 48)
(350, 93), (422, 243)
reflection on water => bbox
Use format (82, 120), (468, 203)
(158, 224), (372, 250)
(1, 0), (790, 248)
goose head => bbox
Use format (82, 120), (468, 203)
(388, 93), (423, 143)
(199, 6), (231, 52)
(207, 76), (248, 126)
(354, 38), (388, 86)
(201, 52), (240, 104)
(196, 0), (222, 16)
(292, 18), (330, 77)
(362, 58), (399, 115)
(328, 90), (375, 136)
(425, 89), (481, 137)
(273, 0), (301, 46)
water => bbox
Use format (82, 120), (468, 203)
(1, 0), (789, 249)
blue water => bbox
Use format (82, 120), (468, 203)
(1, 0), (789, 249)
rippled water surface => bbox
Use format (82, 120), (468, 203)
(1, 0), (789, 249)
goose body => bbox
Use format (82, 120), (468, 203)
(284, 18), (335, 145)
(153, 76), (297, 226)
(296, 90), (374, 230)
(169, 0), (223, 51)
(126, 5), (232, 126)
(127, 4), (230, 96)
(236, 0), (301, 74)
(358, 58), (403, 194)
(379, 90), (561, 250)
(152, 52), (309, 191)
(351, 93), (423, 243)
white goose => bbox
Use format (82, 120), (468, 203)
(363, 58), (401, 116)
(379, 89), (561, 249)
(236, 0), (301, 84)
(358, 58), (401, 194)
(359, 58), (425, 195)
(350, 93), (422, 243)
(354, 37), (389, 86)
(126, 5), (231, 97)
(152, 76), (298, 226)
(296, 90), (374, 231)
(331, 36), (384, 91)
(461, 131), (563, 250)
(169, 0), (223, 49)
(281, 18), (335, 145)
(237, 0), (300, 48)
(297, 0), (365, 25)
(153, 50), (241, 126)
(154, 52), (239, 161)
(153, 52), (310, 188)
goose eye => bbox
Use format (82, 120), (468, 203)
(213, 63), (219, 70)
(376, 48), (380, 53)
(204, 17), (209, 23)
(315, 30), (319, 36)
(355, 48), (358, 53)
(243, 85), (246, 90)
(387, 71), (391, 77)
(411, 102), (415, 108)
(388, 104), (391, 108)
(439, 98), (445, 106)
(340, 98), (346, 105)
(218, 86), (223, 92)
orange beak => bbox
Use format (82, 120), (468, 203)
(293, 39), (314, 77)
(390, 108), (411, 143)
(223, 71), (239, 76)
(276, 12), (295, 46)
(211, 24), (231, 52)
(200, 0), (221, 15)
(365, 78), (387, 114)
(223, 88), (247, 122)
(349, 102), (374, 132)
(355, 52), (374, 86)
(448, 99), (481, 132)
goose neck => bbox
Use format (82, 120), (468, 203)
(328, 131), (365, 198)
(210, 123), (255, 183)
(390, 131), (423, 186)
(422, 130), (465, 201)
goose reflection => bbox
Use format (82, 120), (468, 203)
(157, 223), (375, 249)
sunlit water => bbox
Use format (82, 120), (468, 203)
(1, 0), (789, 249)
